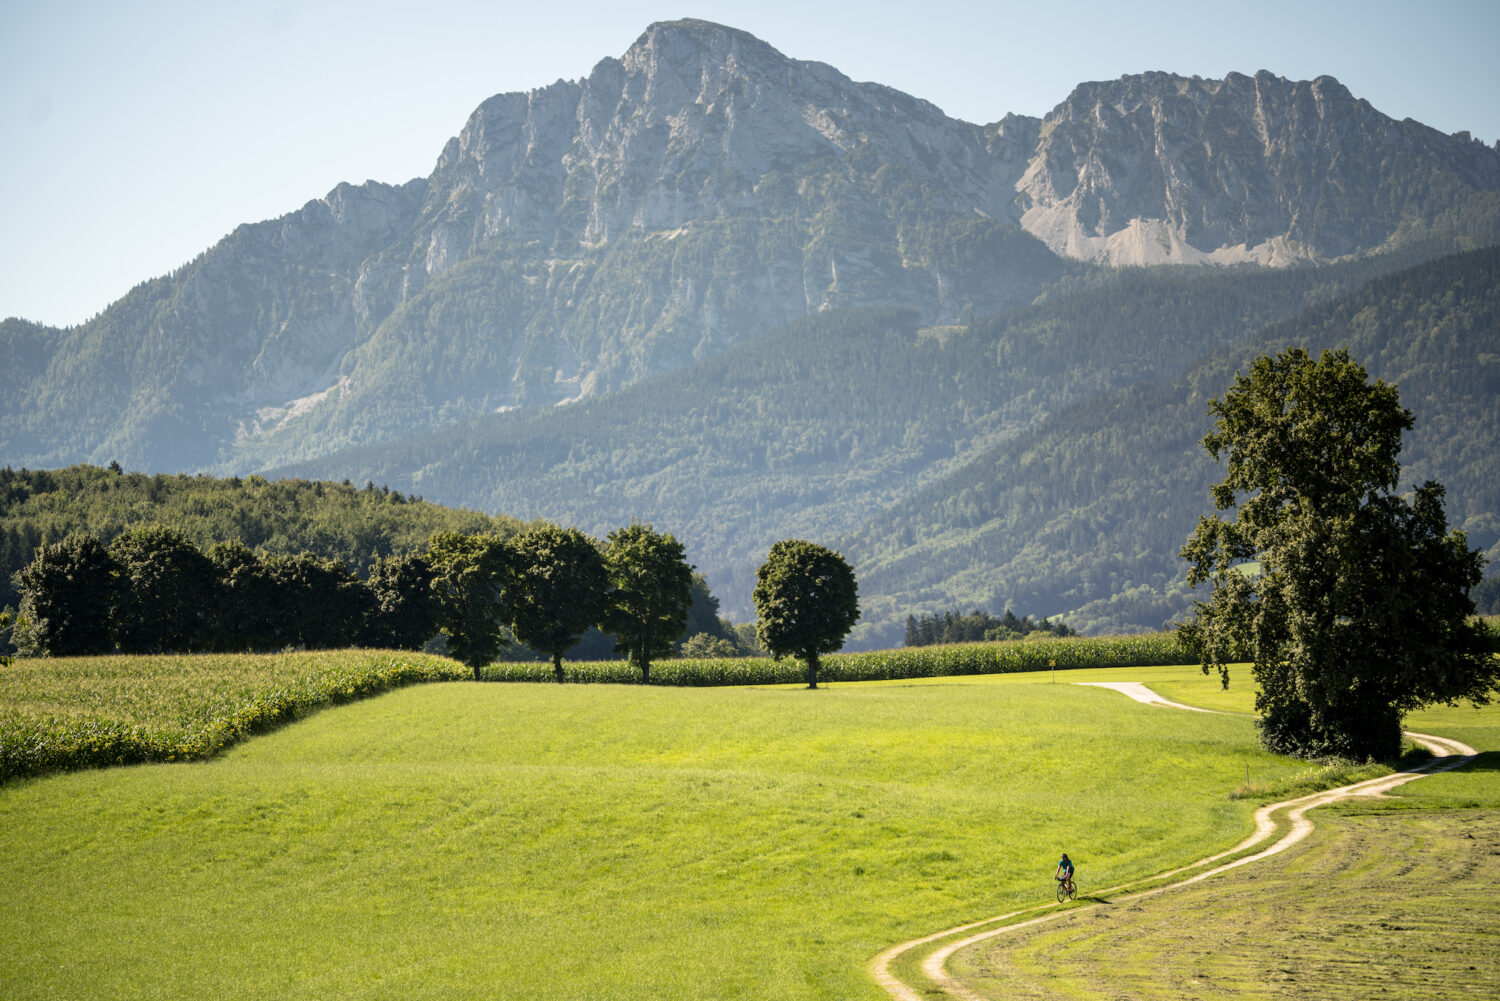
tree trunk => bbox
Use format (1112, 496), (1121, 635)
(553, 652), (564, 683)
(806, 653), (820, 690)
(472, 662), (481, 682)
(641, 658), (651, 685)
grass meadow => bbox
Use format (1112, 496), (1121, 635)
(1, 665), (1310, 1001)
(946, 671), (1500, 1000)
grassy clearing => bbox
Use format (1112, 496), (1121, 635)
(0, 635), (1189, 784)
(0, 670), (1302, 1001)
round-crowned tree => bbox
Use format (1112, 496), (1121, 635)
(1179, 347), (1496, 760)
(109, 525), (216, 653)
(752, 539), (859, 689)
(507, 525), (607, 683)
(364, 551), (442, 650)
(600, 523), (694, 684)
(13, 532), (120, 656)
(427, 531), (512, 680)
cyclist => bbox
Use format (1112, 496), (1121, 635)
(1055, 852), (1075, 895)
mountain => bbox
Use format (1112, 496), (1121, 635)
(1016, 71), (1500, 266)
(4, 20), (1498, 475)
(4, 20), (1498, 641)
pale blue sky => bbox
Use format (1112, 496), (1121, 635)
(4, 0), (1498, 327)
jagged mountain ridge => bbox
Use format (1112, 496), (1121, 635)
(1018, 70), (1500, 265)
(3, 19), (1498, 477)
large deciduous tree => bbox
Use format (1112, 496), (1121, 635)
(13, 532), (119, 656)
(428, 532), (512, 680)
(600, 523), (695, 683)
(109, 525), (216, 653)
(364, 552), (442, 650)
(507, 525), (607, 683)
(205, 540), (278, 652)
(752, 539), (859, 689)
(1179, 347), (1496, 760)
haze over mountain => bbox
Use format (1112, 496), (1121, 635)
(3, 19), (1497, 640)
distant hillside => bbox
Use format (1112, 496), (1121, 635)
(842, 246), (1500, 643)
(268, 249), (1435, 627)
(0, 465), (530, 611)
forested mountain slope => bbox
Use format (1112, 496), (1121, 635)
(842, 245), (1500, 643)
(270, 250), (1433, 626)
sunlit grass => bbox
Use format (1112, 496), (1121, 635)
(1, 672), (1301, 1001)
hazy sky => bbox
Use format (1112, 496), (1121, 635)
(4, 0), (1498, 327)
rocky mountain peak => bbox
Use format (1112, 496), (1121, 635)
(6, 23), (1498, 476)
(419, 18), (1003, 259)
(1016, 69), (1500, 266)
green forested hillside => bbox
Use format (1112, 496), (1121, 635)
(0, 466), (529, 611)
(271, 250), (1432, 625)
(9, 248), (1495, 645)
(843, 246), (1500, 641)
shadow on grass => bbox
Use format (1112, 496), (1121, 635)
(1452, 750), (1500, 772)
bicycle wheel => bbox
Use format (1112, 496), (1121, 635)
(1065, 880), (1077, 901)
(1055, 880), (1067, 903)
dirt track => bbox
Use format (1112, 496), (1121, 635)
(868, 683), (1478, 1001)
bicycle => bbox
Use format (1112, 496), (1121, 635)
(1055, 875), (1077, 902)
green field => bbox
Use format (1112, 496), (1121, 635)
(949, 805), (1500, 1000)
(0, 650), (470, 780)
(942, 666), (1500, 1000)
(1, 666), (1310, 1001)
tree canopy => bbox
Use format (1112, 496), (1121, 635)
(12, 533), (118, 656)
(752, 540), (859, 689)
(110, 526), (216, 654)
(1179, 347), (1497, 760)
(600, 524), (695, 683)
(506, 525), (607, 682)
(427, 532), (512, 679)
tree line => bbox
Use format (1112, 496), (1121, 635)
(904, 608), (1075, 647)
(9, 522), (863, 689)
(9, 523), (698, 679)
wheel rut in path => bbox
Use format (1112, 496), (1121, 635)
(868, 682), (1478, 1001)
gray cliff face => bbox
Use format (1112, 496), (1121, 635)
(3, 21), (1498, 474)
(419, 20), (1010, 254)
(282, 18), (1064, 454)
(1015, 70), (1500, 266)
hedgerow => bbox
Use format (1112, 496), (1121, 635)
(486, 632), (1195, 685)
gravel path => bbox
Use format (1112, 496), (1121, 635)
(869, 683), (1478, 1001)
